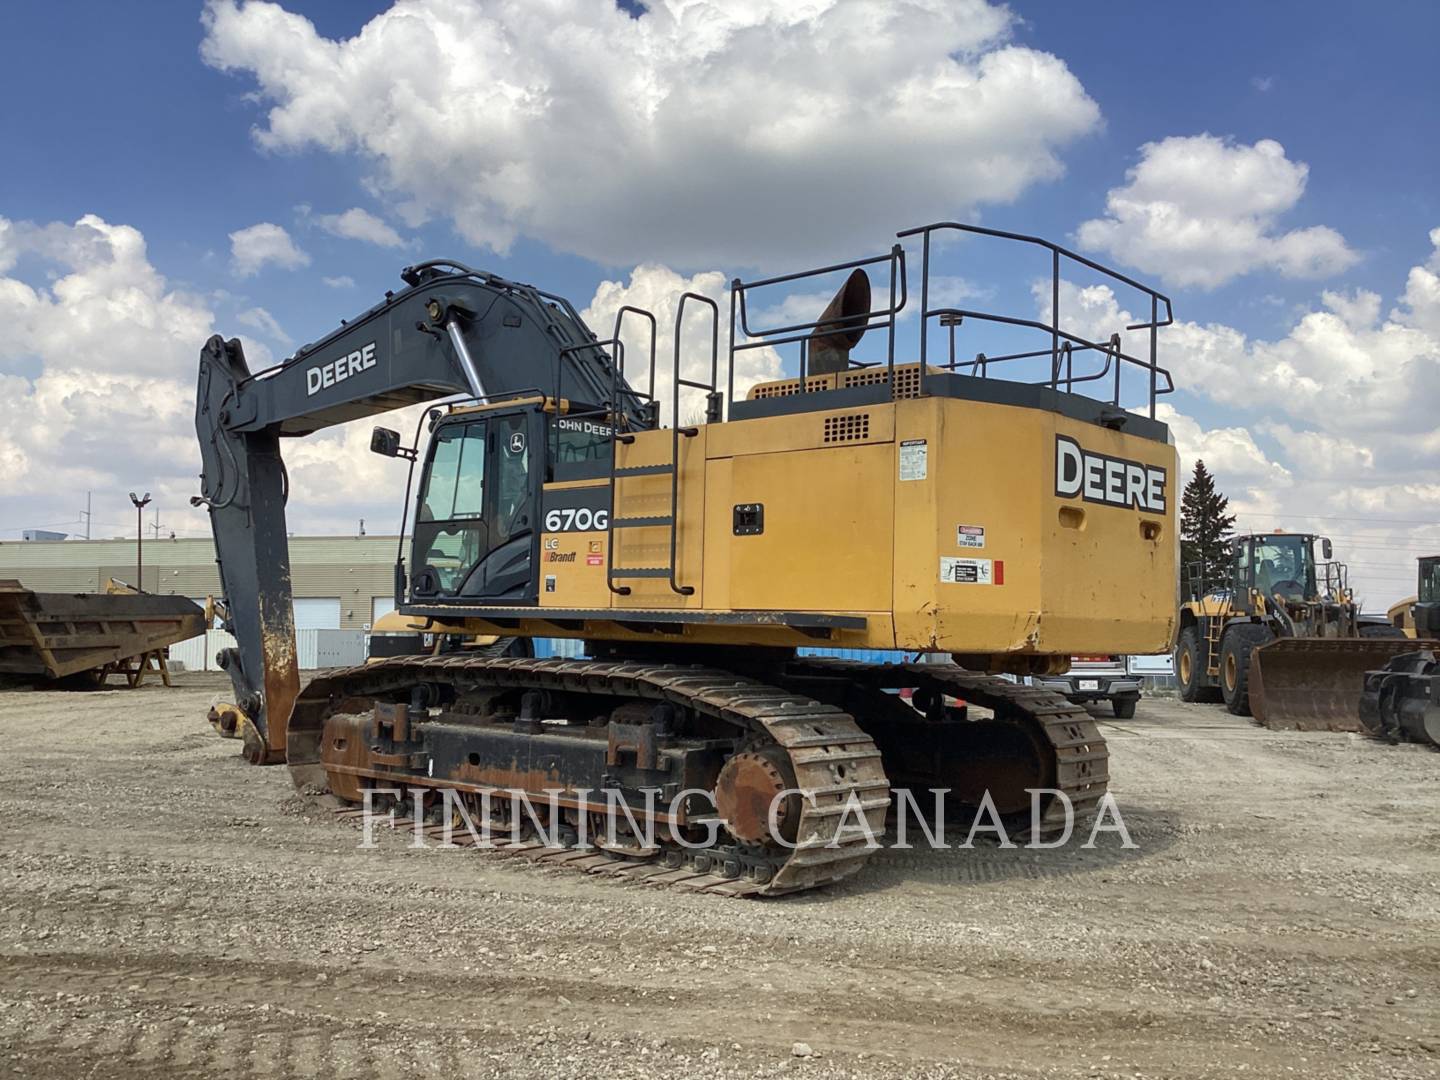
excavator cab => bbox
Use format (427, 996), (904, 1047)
(375, 399), (621, 606)
(387, 404), (547, 603)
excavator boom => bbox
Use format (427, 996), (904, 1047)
(195, 262), (643, 761)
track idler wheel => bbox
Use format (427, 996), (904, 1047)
(715, 744), (800, 846)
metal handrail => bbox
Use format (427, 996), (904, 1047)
(665, 292), (720, 596)
(729, 245), (906, 405)
(611, 305), (658, 413)
(897, 222), (1174, 417)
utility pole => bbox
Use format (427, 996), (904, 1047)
(359, 518), (366, 536)
(129, 491), (152, 591)
(150, 506), (163, 540)
(81, 492), (92, 540)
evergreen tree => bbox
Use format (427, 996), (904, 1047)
(1180, 460), (1236, 593)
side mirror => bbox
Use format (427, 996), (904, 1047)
(1321, 538), (1333, 560)
(371, 427), (402, 457)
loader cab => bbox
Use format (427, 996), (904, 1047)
(1416, 556), (1440, 638)
(403, 402), (548, 604)
(1231, 533), (1327, 609)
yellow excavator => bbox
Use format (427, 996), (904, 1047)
(193, 223), (1178, 895)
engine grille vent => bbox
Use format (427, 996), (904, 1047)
(839, 365), (926, 399)
(750, 375), (834, 399)
(822, 412), (871, 443)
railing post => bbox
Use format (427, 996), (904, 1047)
(1051, 247), (1060, 379)
(727, 280), (739, 416)
(918, 230), (930, 397)
(1149, 294), (1158, 418)
(1111, 333), (1122, 406)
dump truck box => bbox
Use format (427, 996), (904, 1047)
(1250, 636), (1440, 731)
(0, 580), (206, 684)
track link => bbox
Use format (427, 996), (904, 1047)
(784, 659), (1110, 833)
(290, 656), (891, 897)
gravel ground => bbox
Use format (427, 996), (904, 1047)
(1, 673), (1438, 1079)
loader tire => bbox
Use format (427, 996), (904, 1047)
(1176, 626), (1220, 703)
(1220, 624), (1273, 716)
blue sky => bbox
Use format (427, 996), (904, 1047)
(4, 1), (1435, 340)
(1, 0), (1437, 603)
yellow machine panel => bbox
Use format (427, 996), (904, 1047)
(516, 385), (1177, 661)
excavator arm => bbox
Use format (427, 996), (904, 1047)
(193, 261), (641, 763)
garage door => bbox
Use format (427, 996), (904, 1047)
(370, 596), (396, 628)
(293, 597), (342, 630)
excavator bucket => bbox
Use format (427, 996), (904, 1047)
(1250, 637), (1440, 731)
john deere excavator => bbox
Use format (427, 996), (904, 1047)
(1175, 532), (1411, 728)
(194, 223), (1178, 896)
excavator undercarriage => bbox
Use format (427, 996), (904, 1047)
(292, 654), (1106, 895)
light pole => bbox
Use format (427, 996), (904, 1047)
(128, 491), (151, 591)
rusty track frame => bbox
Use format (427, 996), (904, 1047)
(286, 655), (1108, 898)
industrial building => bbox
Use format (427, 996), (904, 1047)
(0, 534), (401, 631)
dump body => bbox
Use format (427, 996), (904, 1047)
(0, 580), (205, 682)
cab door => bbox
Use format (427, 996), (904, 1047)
(475, 410), (537, 600)
(408, 409), (540, 603)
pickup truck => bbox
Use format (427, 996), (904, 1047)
(1031, 655), (1142, 718)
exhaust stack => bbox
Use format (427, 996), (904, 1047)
(807, 269), (871, 375)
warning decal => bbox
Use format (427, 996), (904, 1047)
(899, 439), (928, 481)
(956, 524), (985, 549)
(940, 557), (993, 584)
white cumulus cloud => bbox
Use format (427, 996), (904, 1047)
(200, 0), (1101, 268)
(312, 207), (408, 249)
(230, 221), (310, 277)
(1077, 135), (1358, 289)
(0, 212), (409, 539)
(580, 264), (783, 423)
(1106, 226), (1440, 607)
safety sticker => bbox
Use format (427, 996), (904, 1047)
(956, 524), (985, 549)
(899, 439), (928, 481)
(940, 557), (992, 584)
(586, 554), (604, 566)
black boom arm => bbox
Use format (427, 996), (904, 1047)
(193, 262), (640, 762)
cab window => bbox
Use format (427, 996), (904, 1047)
(414, 422), (487, 594)
(419, 424), (485, 521)
(1421, 559), (1440, 604)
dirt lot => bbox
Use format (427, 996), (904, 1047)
(1, 674), (1437, 1079)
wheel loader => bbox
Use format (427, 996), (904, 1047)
(1359, 555), (1440, 747)
(1175, 532), (1410, 729)
(194, 222), (1179, 896)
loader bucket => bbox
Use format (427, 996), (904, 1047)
(0, 579), (206, 685)
(1250, 637), (1440, 731)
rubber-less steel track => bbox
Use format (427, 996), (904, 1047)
(784, 659), (1111, 833)
(291, 656), (892, 897)
(292, 656), (1108, 896)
